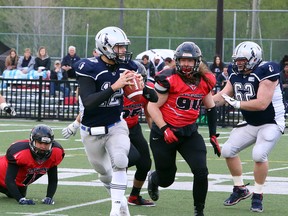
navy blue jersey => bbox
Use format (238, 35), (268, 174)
(228, 61), (285, 130)
(74, 57), (138, 127)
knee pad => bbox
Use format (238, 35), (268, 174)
(113, 153), (128, 169)
(252, 151), (268, 162)
(221, 142), (239, 158)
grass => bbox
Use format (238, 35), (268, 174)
(0, 119), (288, 216)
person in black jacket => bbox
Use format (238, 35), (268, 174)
(50, 60), (70, 97)
(61, 46), (81, 80)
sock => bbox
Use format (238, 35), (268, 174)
(254, 182), (264, 194)
(232, 176), (244, 186)
(110, 170), (127, 213)
(130, 186), (141, 196)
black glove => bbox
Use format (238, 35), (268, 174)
(19, 197), (35, 205)
(210, 134), (221, 157)
(42, 197), (55, 205)
(142, 84), (158, 102)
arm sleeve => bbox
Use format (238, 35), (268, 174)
(46, 166), (58, 198)
(78, 76), (115, 110)
(5, 163), (24, 202)
(206, 106), (217, 136)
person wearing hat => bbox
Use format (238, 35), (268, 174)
(49, 60), (70, 97)
(153, 55), (165, 73)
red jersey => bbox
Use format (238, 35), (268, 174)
(0, 140), (64, 188)
(155, 69), (216, 127)
(123, 96), (148, 128)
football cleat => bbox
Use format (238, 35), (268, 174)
(128, 195), (155, 207)
(224, 185), (252, 206)
(250, 193), (263, 212)
(147, 171), (159, 201)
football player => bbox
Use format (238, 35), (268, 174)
(147, 41), (220, 216)
(0, 94), (16, 116)
(62, 61), (158, 207)
(72, 26), (143, 216)
(213, 41), (285, 213)
(0, 124), (65, 205)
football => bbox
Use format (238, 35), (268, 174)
(123, 74), (143, 102)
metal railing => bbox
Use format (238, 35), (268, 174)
(0, 77), (243, 126)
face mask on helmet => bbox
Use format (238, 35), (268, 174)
(174, 42), (202, 78)
(232, 41), (262, 74)
(29, 124), (54, 161)
(95, 26), (132, 64)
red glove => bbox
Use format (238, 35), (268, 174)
(210, 134), (221, 157)
(161, 125), (178, 144)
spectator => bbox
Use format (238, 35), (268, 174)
(0, 124), (65, 205)
(217, 64), (229, 89)
(209, 54), (225, 79)
(280, 55), (288, 112)
(163, 57), (175, 69)
(29, 46), (51, 80)
(15, 48), (35, 79)
(279, 54), (288, 71)
(49, 60), (70, 97)
(2, 48), (19, 79)
(141, 54), (155, 82)
(153, 55), (165, 73)
(61, 46), (81, 80)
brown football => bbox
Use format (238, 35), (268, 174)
(123, 74), (143, 102)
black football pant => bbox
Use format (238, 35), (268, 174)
(150, 126), (208, 210)
(127, 123), (152, 181)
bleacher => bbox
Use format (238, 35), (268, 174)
(0, 77), (79, 120)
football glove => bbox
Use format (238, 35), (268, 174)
(160, 125), (178, 144)
(42, 197), (55, 205)
(62, 120), (80, 139)
(142, 84), (158, 102)
(0, 103), (16, 116)
(210, 134), (221, 157)
(221, 93), (241, 109)
(19, 197), (35, 205)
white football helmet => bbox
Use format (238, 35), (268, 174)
(232, 41), (262, 72)
(95, 26), (132, 63)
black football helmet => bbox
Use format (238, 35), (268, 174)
(175, 42), (202, 78)
(29, 124), (54, 161)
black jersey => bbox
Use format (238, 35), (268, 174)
(74, 57), (137, 127)
(228, 61), (285, 130)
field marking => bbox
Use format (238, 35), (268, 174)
(11, 166), (288, 216)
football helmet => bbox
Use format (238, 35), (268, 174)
(95, 26), (132, 64)
(175, 42), (202, 77)
(29, 124), (54, 161)
(232, 41), (262, 73)
(133, 60), (147, 82)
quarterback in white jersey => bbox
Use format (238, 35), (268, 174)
(213, 41), (285, 213)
